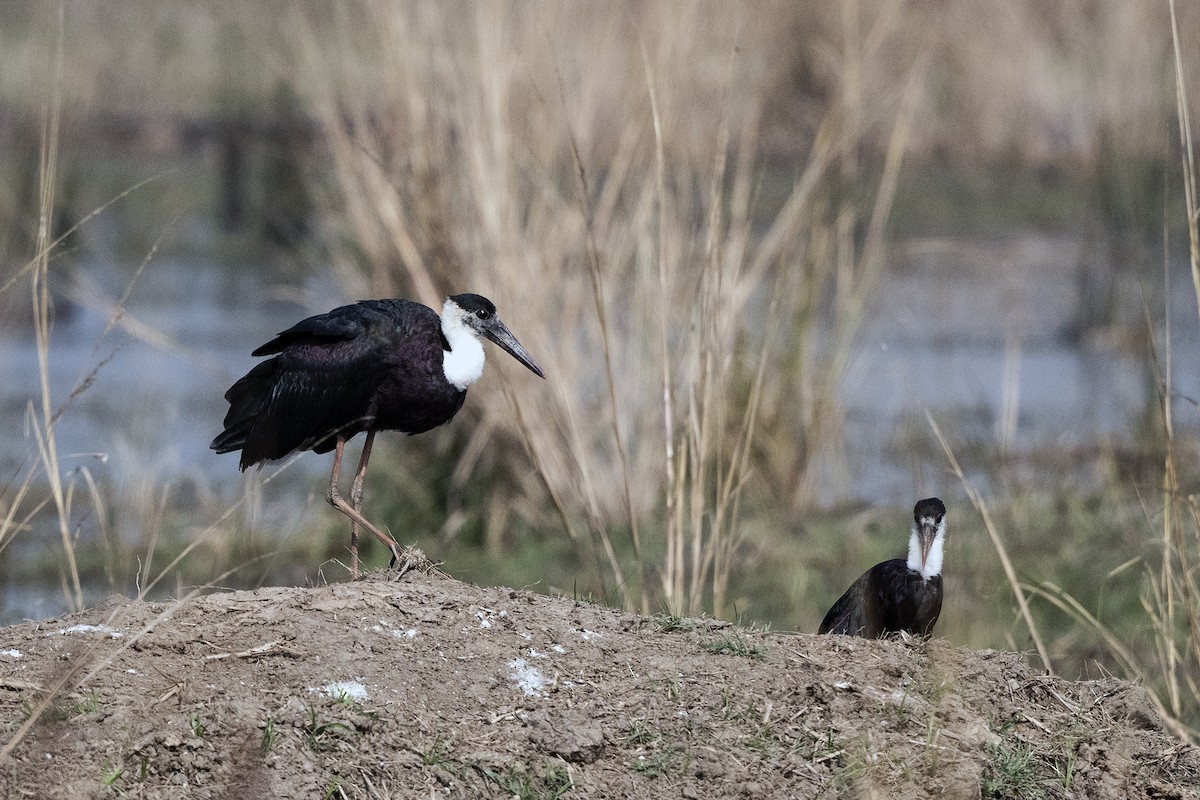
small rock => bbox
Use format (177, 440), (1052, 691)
(690, 748), (726, 778)
(1112, 685), (1164, 731)
(527, 711), (604, 763)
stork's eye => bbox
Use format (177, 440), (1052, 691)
(475, 308), (491, 320)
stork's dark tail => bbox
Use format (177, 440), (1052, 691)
(210, 359), (278, 470)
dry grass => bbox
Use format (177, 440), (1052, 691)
(1073, 0), (1200, 741)
(4, 6), (87, 614)
(278, 2), (934, 615)
(928, 412), (1054, 675)
(946, 0), (1200, 742)
(0, 5), (290, 625)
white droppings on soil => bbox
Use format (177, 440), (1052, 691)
(372, 620), (419, 639)
(46, 624), (122, 638)
(0, 649), (22, 658)
(318, 681), (369, 701)
(507, 658), (546, 697)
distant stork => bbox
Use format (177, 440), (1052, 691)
(211, 293), (544, 575)
(818, 498), (947, 638)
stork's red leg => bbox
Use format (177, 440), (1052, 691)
(327, 433), (400, 576)
(350, 430), (374, 570)
(326, 436), (357, 577)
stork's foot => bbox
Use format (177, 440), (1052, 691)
(386, 546), (443, 581)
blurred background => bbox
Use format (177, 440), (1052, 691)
(2, 1), (1199, 734)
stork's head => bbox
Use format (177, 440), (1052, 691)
(906, 497), (947, 580)
(441, 294), (545, 389)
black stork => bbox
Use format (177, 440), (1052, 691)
(211, 293), (544, 576)
(818, 497), (947, 638)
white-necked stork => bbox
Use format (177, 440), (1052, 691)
(212, 293), (544, 575)
(818, 497), (947, 638)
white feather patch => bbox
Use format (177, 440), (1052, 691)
(907, 518), (946, 580)
(441, 301), (486, 390)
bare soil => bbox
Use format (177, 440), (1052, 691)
(1, 562), (1197, 799)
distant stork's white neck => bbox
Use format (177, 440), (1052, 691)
(441, 300), (486, 390)
(907, 518), (946, 580)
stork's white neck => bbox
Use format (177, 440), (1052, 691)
(907, 518), (946, 580)
(441, 301), (486, 390)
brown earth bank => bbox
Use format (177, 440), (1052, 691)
(0, 564), (1197, 799)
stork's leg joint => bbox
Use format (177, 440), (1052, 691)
(327, 435), (347, 507)
(350, 431), (374, 511)
(327, 435), (361, 577)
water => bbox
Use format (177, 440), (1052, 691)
(0, 259), (335, 484)
(844, 234), (1199, 501)
(1, 233), (1197, 621)
(2, 235), (1196, 500)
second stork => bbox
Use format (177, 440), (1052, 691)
(818, 497), (947, 638)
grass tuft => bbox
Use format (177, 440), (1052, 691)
(259, 715), (277, 755)
(982, 739), (1039, 800)
(700, 634), (766, 661)
(471, 760), (573, 800)
(303, 705), (352, 753)
(652, 612), (697, 633)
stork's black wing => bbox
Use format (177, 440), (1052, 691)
(818, 569), (874, 636)
(250, 299), (417, 356)
(819, 558), (924, 637)
(211, 299), (443, 469)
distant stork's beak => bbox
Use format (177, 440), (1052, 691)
(483, 318), (545, 379)
(916, 518), (938, 572)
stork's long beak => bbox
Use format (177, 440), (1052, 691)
(916, 518), (938, 572)
(483, 319), (545, 378)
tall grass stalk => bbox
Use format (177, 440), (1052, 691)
(1021, 3), (1200, 741)
(647, 27), (682, 615)
(14, 9), (161, 615)
(1141, 0), (1200, 738)
(560, 56), (646, 611)
(0, 5), (257, 623)
(1169, 0), (1200, 318)
(927, 412), (1054, 673)
(27, 4), (85, 613)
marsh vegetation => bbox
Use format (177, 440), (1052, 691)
(2, 0), (1200, 748)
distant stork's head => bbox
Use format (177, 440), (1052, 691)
(906, 497), (947, 580)
(440, 293), (545, 390)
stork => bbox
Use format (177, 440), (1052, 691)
(212, 293), (544, 576)
(818, 498), (947, 638)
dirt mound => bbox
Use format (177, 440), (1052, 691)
(1, 567), (1197, 799)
